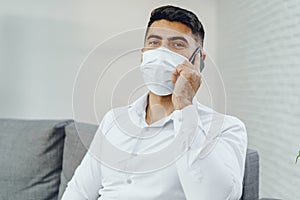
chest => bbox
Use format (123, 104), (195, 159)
(99, 164), (186, 200)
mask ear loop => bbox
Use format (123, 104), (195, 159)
(189, 46), (202, 64)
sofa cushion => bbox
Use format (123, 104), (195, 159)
(0, 118), (68, 200)
(57, 121), (98, 199)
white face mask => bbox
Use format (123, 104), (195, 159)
(140, 47), (188, 96)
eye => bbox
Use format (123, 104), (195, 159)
(148, 40), (160, 47)
(174, 43), (184, 47)
(171, 41), (186, 49)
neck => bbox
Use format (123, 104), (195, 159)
(145, 91), (174, 125)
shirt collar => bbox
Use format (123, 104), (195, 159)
(127, 92), (147, 128)
(128, 91), (199, 128)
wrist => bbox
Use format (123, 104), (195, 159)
(173, 97), (192, 110)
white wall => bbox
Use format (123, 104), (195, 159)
(0, 0), (220, 122)
(216, 0), (300, 199)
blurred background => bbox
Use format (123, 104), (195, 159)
(0, 0), (299, 199)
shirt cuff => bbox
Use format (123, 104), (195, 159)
(172, 99), (205, 135)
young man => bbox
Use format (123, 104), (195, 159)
(62, 5), (247, 200)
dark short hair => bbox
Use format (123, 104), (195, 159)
(146, 5), (205, 46)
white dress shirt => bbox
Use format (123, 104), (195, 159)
(62, 92), (247, 200)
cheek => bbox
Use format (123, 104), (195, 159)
(182, 48), (197, 60)
(172, 50), (190, 60)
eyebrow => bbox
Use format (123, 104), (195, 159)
(146, 34), (189, 44)
(168, 36), (188, 44)
(146, 35), (163, 40)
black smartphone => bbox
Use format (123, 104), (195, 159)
(189, 46), (205, 72)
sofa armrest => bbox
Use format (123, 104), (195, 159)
(241, 149), (259, 200)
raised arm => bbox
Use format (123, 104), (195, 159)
(175, 105), (248, 200)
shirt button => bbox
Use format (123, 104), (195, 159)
(126, 178), (132, 184)
(131, 152), (138, 156)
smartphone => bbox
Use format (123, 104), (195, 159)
(189, 46), (205, 72)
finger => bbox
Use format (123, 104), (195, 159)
(180, 67), (198, 81)
(180, 60), (200, 80)
(172, 64), (184, 83)
(181, 60), (194, 70)
(193, 53), (201, 73)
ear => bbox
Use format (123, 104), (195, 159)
(202, 51), (206, 61)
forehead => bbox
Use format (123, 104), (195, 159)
(146, 19), (195, 42)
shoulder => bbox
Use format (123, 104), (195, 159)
(98, 105), (130, 132)
(194, 101), (247, 139)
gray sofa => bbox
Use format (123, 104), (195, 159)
(0, 118), (280, 200)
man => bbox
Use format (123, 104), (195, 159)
(62, 5), (247, 200)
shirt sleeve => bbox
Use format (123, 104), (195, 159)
(61, 151), (103, 200)
(61, 110), (114, 200)
(175, 104), (248, 200)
